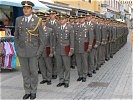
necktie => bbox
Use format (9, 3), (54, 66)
(61, 26), (63, 30)
(51, 21), (54, 25)
(25, 17), (28, 24)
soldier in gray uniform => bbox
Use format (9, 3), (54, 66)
(46, 10), (60, 79)
(14, 1), (44, 99)
(38, 13), (53, 85)
(92, 15), (102, 71)
(75, 13), (93, 82)
(105, 18), (111, 61)
(96, 16), (105, 67)
(95, 15), (102, 70)
(110, 20), (117, 58)
(85, 12), (94, 77)
(54, 13), (74, 88)
(100, 17), (107, 65)
(68, 15), (76, 69)
(87, 14), (99, 74)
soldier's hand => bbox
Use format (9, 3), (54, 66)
(101, 42), (104, 45)
(94, 45), (98, 48)
(68, 48), (74, 56)
(87, 48), (90, 52)
(49, 53), (53, 57)
(68, 52), (72, 56)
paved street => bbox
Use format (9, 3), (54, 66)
(0, 31), (132, 100)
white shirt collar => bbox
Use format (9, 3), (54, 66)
(25, 14), (32, 22)
(81, 22), (85, 26)
(43, 26), (46, 29)
(62, 23), (66, 29)
(50, 19), (56, 24)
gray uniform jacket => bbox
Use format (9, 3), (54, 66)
(54, 23), (74, 55)
(75, 23), (94, 53)
(14, 15), (44, 57)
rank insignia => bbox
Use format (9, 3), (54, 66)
(31, 18), (34, 22)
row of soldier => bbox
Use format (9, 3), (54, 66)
(14, 1), (129, 99)
(36, 10), (129, 88)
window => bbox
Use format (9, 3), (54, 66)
(88, 0), (91, 3)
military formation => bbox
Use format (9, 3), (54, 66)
(37, 9), (129, 86)
(14, 1), (129, 99)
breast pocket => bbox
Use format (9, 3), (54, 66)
(29, 24), (36, 30)
(18, 25), (25, 33)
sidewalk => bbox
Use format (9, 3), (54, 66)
(0, 31), (132, 99)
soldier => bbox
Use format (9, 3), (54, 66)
(86, 12), (94, 77)
(14, 1), (44, 99)
(38, 13), (53, 85)
(69, 15), (77, 69)
(110, 20), (117, 58)
(35, 11), (45, 75)
(94, 15), (102, 70)
(46, 9), (60, 79)
(105, 18), (111, 61)
(87, 13), (99, 74)
(54, 13), (74, 88)
(100, 17), (107, 65)
(75, 13), (93, 82)
(96, 16), (104, 67)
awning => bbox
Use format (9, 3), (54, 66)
(0, 0), (50, 10)
(39, 1), (72, 11)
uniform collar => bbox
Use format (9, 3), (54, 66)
(81, 22), (85, 26)
(43, 26), (46, 30)
(62, 23), (66, 28)
(25, 14), (32, 22)
(50, 19), (56, 24)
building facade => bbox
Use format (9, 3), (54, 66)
(52, 0), (101, 12)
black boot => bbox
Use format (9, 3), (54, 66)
(77, 77), (83, 81)
(23, 94), (31, 99)
(93, 70), (96, 74)
(87, 73), (92, 77)
(30, 93), (36, 99)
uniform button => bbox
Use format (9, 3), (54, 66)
(61, 34), (62, 35)
(26, 28), (28, 29)
(80, 35), (81, 36)
(79, 38), (80, 39)
(61, 37), (62, 38)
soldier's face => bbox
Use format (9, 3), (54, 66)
(42, 21), (46, 26)
(50, 13), (56, 19)
(86, 16), (91, 21)
(60, 18), (66, 25)
(74, 19), (79, 23)
(79, 18), (85, 23)
(69, 18), (74, 23)
(23, 7), (32, 16)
